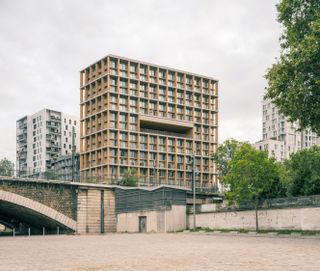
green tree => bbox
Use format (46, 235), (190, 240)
(119, 169), (138, 187)
(212, 139), (245, 185)
(265, 0), (320, 134)
(285, 145), (320, 196)
(224, 144), (285, 231)
(44, 170), (56, 180)
(0, 158), (14, 177)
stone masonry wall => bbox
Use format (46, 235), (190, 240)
(0, 179), (77, 220)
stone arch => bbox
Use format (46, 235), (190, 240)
(0, 189), (76, 231)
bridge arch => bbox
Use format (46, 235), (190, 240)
(0, 189), (76, 231)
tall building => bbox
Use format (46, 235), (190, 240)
(52, 153), (80, 181)
(254, 98), (319, 161)
(16, 109), (80, 176)
(80, 55), (218, 188)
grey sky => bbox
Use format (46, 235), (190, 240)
(0, 0), (281, 163)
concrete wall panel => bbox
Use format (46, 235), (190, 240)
(188, 207), (320, 231)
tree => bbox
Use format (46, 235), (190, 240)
(224, 144), (285, 231)
(265, 0), (320, 134)
(285, 145), (320, 196)
(0, 158), (14, 177)
(119, 169), (138, 187)
(44, 170), (56, 180)
(212, 139), (245, 185)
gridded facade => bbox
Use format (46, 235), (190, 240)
(80, 55), (218, 188)
(16, 116), (29, 174)
(259, 98), (319, 160)
(52, 154), (80, 181)
(16, 109), (79, 177)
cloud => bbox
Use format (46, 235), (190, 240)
(0, 0), (281, 162)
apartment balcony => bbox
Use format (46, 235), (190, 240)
(48, 128), (61, 134)
(50, 115), (61, 121)
(18, 122), (27, 129)
(46, 147), (60, 153)
(46, 121), (61, 129)
(17, 146), (27, 153)
(47, 142), (61, 148)
(17, 129), (27, 136)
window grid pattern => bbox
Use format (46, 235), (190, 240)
(80, 55), (218, 188)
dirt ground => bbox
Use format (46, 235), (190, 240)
(0, 233), (319, 271)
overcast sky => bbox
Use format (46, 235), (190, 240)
(0, 0), (281, 163)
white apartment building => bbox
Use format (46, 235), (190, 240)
(254, 139), (285, 162)
(254, 98), (319, 161)
(16, 109), (80, 176)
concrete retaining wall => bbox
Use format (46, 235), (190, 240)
(117, 205), (186, 233)
(77, 189), (116, 234)
(188, 207), (320, 231)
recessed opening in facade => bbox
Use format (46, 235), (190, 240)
(140, 115), (193, 138)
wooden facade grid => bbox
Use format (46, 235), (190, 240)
(80, 55), (218, 188)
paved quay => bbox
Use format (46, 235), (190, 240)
(0, 233), (319, 271)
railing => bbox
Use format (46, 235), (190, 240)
(1, 169), (217, 193)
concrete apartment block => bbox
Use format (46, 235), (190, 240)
(16, 109), (79, 177)
(254, 98), (319, 161)
(254, 139), (285, 162)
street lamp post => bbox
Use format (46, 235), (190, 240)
(71, 126), (75, 182)
(192, 154), (196, 229)
(153, 159), (157, 186)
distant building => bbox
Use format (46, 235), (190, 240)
(80, 54), (218, 188)
(254, 139), (285, 162)
(16, 109), (79, 177)
(254, 98), (319, 161)
(52, 153), (80, 181)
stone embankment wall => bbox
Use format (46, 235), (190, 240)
(0, 178), (77, 220)
(0, 178), (117, 234)
(188, 206), (320, 231)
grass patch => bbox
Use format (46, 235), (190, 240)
(257, 229), (319, 236)
(189, 227), (250, 233)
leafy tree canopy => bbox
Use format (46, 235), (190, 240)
(265, 0), (320, 134)
(285, 145), (320, 196)
(223, 144), (287, 231)
(212, 139), (246, 183)
(119, 169), (138, 187)
(0, 158), (14, 177)
(44, 170), (56, 180)
(224, 144), (286, 205)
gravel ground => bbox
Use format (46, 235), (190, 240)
(0, 233), (319, 271)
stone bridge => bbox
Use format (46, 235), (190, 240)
(0, 177), (116, 234)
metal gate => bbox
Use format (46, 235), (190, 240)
(139, 216), (146, 233)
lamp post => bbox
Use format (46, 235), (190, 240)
(71, 126), (75, 182)
(152, 159), (157, 186)
(192, 154), (196, 229)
